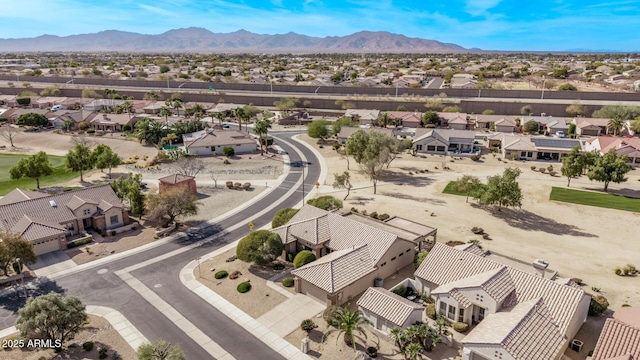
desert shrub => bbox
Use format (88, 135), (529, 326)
(332, 143), (341, 150)
(425, 303), (436, 320)
(293, 250), (316, 268)
(378, 213), (390, 221)
(272, 207), (299, 228)
(301, 319), (318, 333)
(237, 281), (252, 293)
(98, 347), (108, 359)
(625, 264), (637, 274)
(306, 195), (343, 210)
(589, 294), (609, 316)
(214, 270), (228, 279)
(223, 146), (234, 157)
(539, 168), (546, 173)
(547, 165), (554, 172)
(350, 207), (359, 213)
(229, 270), (242, 280)
(282, 278), (294, 287)
(234, 182), (242, 190)
(366, 346), (378, 358)
(470, 155), (479, 161)
(122, 124), (131, 132)
(226, 181), (234, 189)
(236, 230), (283, 265)
(549, 171), (557, 176)
(453, 322), (469, 333)
(391, 285), (408, 297)
(571, 278), (583, 285)
(530, 166), (536, 170)
(223, 159), (231, 165)
(369, 211), (378, 219)
(83, 341), (94, 351)
(78, 121), (90, 130)
(471, 227), (484, 235)
(242, 182), (251, 190)
(446, 240), (465, 247)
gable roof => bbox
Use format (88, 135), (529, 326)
(345, 109), (380, 120)
(357, 287), (424, 327)
(184, 130), (256, 148)
(385, 111), (422, 123)
(591, 316), (640, 360)
(462, 298), (566, 360)
(414, 128), (475, 144)
(0, 185), (124, 233)
(0, 189), (49, 206)
(415, 243), (586, 334)
(432, 267), (515, 306)
(291, 245), (375, 293)
(11, 215), (66, 241)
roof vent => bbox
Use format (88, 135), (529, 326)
(49, 200), (57, 207)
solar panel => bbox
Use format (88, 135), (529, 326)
(531, 138), (581, 149)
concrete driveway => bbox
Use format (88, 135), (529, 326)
(30, 250), (77, 277)
(257, 294), (326, 337)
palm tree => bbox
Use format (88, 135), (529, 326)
(232, 107), (246, 132)
(135, 120), (166, 147)
(607, 117), (624, 136)
(253, 118), (271, 152)
(214, 112), (226, 127)
(389, 328), (409, 352)
(323, 307), (370, 351)
(160, 106), (173, 127)
(103, 88), (117, 109)
(398, 343), (423, 360)
(144, 91), (160, 101)
(63, 119), (74, 132)
(378, 113), (391, 128)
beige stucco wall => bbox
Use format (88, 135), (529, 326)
(104, 208), (124, 230)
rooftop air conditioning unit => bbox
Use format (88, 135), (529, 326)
(533, 259), (549, 270)
(570, 339), (583, 352)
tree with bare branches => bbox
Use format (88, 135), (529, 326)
(176, 156), (205, 177)
(0, 126), (20, 147)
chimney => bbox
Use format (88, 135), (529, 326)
(532, 259), (548, 277)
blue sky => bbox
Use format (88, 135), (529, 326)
(1, 0), (639, 51)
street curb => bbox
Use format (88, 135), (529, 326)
(180, 247), (311, 360)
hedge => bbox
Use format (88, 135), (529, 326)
(237, 281), (252, 293)
(83, 341), (94, 351)
(67, 237), (93, 248)
(282, 278), (294, 287)
(214, 270), (228, 279)
(453, 322), (470, 333)
(293, 250), (316, 268)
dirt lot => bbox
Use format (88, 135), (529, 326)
(195, 248), (291, 318)
(66, 226), (157, 266)
(0, 315), (135, 360)
(303, 134), (640, 309)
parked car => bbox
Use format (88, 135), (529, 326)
(51, 105), (63, 111)
(556, 131), (565, 138)
(222, 123), (230, 128)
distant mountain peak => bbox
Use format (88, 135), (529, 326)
(0, 28), (469, 53)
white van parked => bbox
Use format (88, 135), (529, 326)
(51, 105), (63, 111)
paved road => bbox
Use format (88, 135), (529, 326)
(0, 131), (321, 359)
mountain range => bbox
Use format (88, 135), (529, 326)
(0, 27), (468, 53)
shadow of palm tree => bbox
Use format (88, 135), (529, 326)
(473, 205), (598, 238)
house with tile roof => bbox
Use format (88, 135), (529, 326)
(438, 112), (469, 130)
(357, 287), (424, 334)
(385, 111), (422, 128)
(575, 118), (609, 137)
(590, 307), (640, 360)
(489, 133), (583, 161)
(344, 109), (381, 126)
(0, 185), (133, 255)
(414, 243), (590, 360)
(276, 205), (431, 306)
(585, 136), (640, 166)
(412, 128), (477, 155)
(182, 129), (257, 156)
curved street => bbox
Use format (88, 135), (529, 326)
(0, 130), (322, 359)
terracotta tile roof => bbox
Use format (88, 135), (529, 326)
(184, 130), (256, 149)
(416, 243), (586, 334)
(345, 109), (380, 120)
(357, 287), (424, 327)
(432, 267), (515, 306)
(414, 129), (475, 143)
(66, 195), (98, 210)
(462, 298), (566, 360)
(11, 215), (65, 241)
(576, 117), (609, 129)
(158, 174), (195, 185)
(385, 111), (422, 123)
(591, 317), (640, 360)
(291, 245), (375, 293)
(0, 189), (48, 206)
(453, 243), (486, 257)
(0, 185), (124, 233)
(615, 307), (640, 329)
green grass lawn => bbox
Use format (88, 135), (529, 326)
(0, 153), (79, 195)
(550, 187), (640, 213)
(443, 181), (467, 196)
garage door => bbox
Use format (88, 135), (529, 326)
(33, 238), (61, 255)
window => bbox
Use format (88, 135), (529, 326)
(458, 308), (465, 322)
(416, 144), (423, 151)
(520, 151), (526, 157)
(447, 304), (456, 320)
(83, 208), (91, 216)
(439, 302), (446, 315)
(110, 215), (119, 225)
(427, 145), (436, 151)
(527, 152), (533, 157)
(436, 146), (445, 152)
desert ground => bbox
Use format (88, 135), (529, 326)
(0, 315), (135, 360)
(302, 134), (640, 309)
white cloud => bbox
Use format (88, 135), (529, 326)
(139, 4), (176, 17)
(465, 0), (502, 16)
